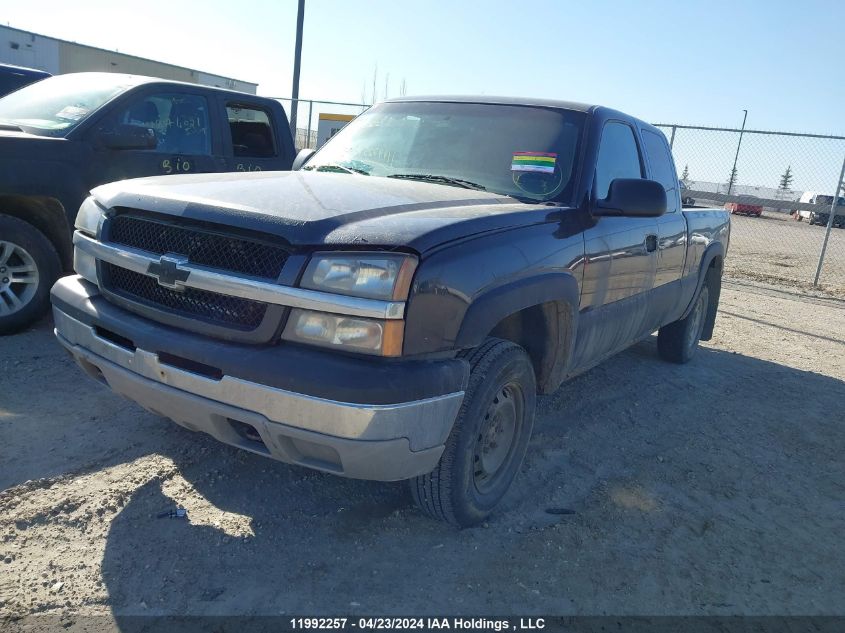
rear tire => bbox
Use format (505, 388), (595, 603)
(410, 338), (536, 527)
(0, 215), (61, 335)
(657, 278), (711, 364)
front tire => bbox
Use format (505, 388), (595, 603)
(0, 215), (61, 335)
(410, 338), (537, 527)
(657, 279), (711, 364)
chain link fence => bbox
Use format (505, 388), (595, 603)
(656, 124), (845, 294)
(276, 98), (370, 150)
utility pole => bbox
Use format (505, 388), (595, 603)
(727, 109), (747, 196)
(289, 0), (305, 138)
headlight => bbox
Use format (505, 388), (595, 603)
(282, 309), (403, 356)
(301, 252), (417, 300)
(74, 197), (105, 236)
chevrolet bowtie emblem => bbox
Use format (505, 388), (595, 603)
(147, 254), (190, 289)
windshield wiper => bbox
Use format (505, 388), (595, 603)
(0, 123), (24, 132)
(306, 164), (369, 175)
(386, 174), (486, 191)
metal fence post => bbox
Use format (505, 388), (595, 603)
(668, 126), (676, 150)
(306, 100), (314, 148)
(727, 110), (748, 196)
(813, 154), (845, 286)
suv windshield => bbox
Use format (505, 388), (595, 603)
(0, 73), (138, 137)
(304, 101), (586, 203)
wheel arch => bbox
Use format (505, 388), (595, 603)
(688, 243), (724, 341)
(0, 195), (73, 271)
(455, 272), (580, 394)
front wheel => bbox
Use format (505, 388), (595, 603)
(410, 338), (537, 527)
(0, 215), (61, 335)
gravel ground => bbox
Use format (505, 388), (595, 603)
(1, 279), (844, 627)
(722, 212), (845, 295)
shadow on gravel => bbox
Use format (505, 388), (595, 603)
(0, 318), (176, 490)
(97, 341), (845, 618)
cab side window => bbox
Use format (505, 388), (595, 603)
(595, 121), (643, 199)
(641, 129), (680, 213)
(227, 104), (277, 158)
(114, 93), (211, 155)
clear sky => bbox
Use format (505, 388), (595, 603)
(5, 0), (844, 135)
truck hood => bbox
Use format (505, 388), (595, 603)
(91, 171), (564, 252)
(0, 130), (77, 160)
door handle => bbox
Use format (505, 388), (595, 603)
(645, 234), (658, 252)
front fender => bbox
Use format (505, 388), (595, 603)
(402, 222), (585, 360)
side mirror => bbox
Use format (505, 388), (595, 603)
(98, 124), (157, 150)
(292, 148), (315, 171)
(594, 178), (667, 217)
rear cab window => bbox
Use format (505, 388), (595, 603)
(641, 128), (680, 213)
(227, 103), (277, 159)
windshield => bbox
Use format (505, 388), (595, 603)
(0, 73), (137, 137)
(305, 101), (586, 203)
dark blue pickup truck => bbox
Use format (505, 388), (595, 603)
(51, 96), (730, 526)
(0, 72), (295, 333)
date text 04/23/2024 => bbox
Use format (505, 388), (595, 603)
(289, 618), (546, 630)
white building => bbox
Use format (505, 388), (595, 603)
(0, 25), (257, 94)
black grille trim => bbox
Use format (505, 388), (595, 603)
(102, 263), (268, 330)
(107, 213), (289, 280)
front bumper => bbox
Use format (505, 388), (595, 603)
(51, 276), (466, 481)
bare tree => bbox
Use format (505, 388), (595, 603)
(361, 67), (406, 104)
(372, 64), (378, 105)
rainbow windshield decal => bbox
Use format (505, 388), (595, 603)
(511, 152), (557, 173)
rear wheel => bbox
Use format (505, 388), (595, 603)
(410, 338), (536, 527)
(0, 215), (61, 335)
(658, 277), (712, 364)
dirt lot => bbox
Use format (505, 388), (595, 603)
(720, 212), (845, 294)
(1, 279), (844, 627)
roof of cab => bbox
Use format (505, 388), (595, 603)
(0, 62), (51, 79)
(382, 95), (654, 131)
(385, 94), (597, 113)
(36, 71), (265, 98)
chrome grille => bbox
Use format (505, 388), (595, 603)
(108, 214), (288, 279)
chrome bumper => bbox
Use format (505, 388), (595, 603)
(53, 307), (463, 481)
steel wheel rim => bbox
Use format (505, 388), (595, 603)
(686, 288), (708, 349)
(473, 382), (523, 494)
(0, 240), (39, 317)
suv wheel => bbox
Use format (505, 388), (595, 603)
(410, 338), (536, 527)
(0, 215), (61, 335)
